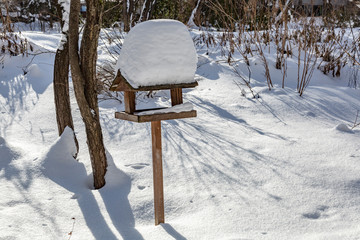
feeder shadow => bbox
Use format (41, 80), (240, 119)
(41, 133), (143, 239)
(161, 223), (187, 240)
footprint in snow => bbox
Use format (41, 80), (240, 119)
(125, 163), (150, 169)
(302, 205), (329, 220)
(347, 179), (360, 192)
(303, 212), (321, 220)
(305, 111), (316, 117)
(350, 148), (360, 158)
(137, 185), (146, 190)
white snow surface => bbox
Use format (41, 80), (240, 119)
(136, 102), (194, 115)
(115, 19), (198, 88)
(1, 27), (360, 240)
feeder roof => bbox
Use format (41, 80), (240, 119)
(114, 19), (198, 89)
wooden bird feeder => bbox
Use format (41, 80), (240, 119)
(110, 70), (197, 225)
(110, 70), (197, 122)
(110, 19), (198, 225)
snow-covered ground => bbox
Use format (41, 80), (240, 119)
(1, 27), (360, 240)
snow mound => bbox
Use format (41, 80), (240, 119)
(136, 102), (194, 115)
(41, 127), (87, 190)
(41, 126), (77, 164)
(103, 151), (131, 190)
(115, 19), (198, 88)
(335, 123), (354, 133)
(27, 63), (51, 94)
(27, 64), (44, 79)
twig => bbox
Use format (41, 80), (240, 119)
(351, 110), (360, 130)
(104, 1), (124, 14)
(68, 217), (76, 240)
(232, 65), (258, 99)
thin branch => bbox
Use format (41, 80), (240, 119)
(351, 110), (360, 130)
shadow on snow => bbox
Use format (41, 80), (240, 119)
(41, 129), (143, 240)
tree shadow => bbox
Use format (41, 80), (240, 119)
(159, 93), (297, 206)
(99, 152), (144, 240)
(0, 136), (19, 172)
(0, 136), (34, 190)
(190, 95), (287, 140)
(42, 140), (117, 239)
(42, 130), (143, 239)
(0, 136), (62, 234)
(0, 55), (54, 138)
(0, 73), (30, 137)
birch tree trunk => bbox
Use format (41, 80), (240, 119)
(138, 0), (156, 23)
(187, 0), (202, 27)
(68, 0), (107, 189)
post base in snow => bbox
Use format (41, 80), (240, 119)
(151, 120), (165, 225)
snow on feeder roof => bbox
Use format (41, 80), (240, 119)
(111, 19), (198, 91)
(109, 21), (199, 226)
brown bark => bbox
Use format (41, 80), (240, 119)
(123, 0), (129, 31)
(53, 3), (79, 157)
(151, 121), (164, 225)
(68, 0), (107, 189)
(123, 0), (135, 31)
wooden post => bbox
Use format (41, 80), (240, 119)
(170, 88), (183, 106)
(151, 120), (164, 225)
(124, 91), (136, 113)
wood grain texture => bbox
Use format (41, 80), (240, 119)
(170, 88), (183, 106)
(124, 91), (136, 113)
(151, 121), (164, 225)
(115, 110), (197, 122)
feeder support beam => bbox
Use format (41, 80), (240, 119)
(151, 120), (165, 225)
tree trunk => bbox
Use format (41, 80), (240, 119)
(123, 0), (129, 31)
(53, 2), (79, 157)
(139, 0), (156, 23)
(68, 0), (107, 189)
(187, 0), (202, 27)
(123, 0), (135, 31)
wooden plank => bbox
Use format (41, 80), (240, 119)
(170, 88), (183, 106)
(110, 70), (198, 91)
(138, 110), (196, 122)
(115, 112), (139, 122)
(151, 121), (164, 225)
(124, 91), (136, 114)
(109, 70), (134, 91)
(114, 110), (197, 123)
